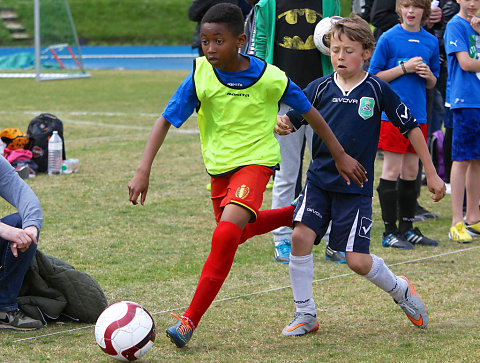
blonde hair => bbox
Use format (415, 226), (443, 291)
(325, 14), (375, 52)
(396, 0), (432, 24)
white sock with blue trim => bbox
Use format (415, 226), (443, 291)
(365, 254), (407, 302)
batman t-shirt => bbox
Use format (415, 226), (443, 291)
(273, 0), (325, 89)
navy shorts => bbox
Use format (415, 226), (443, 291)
(293, 181), (372, 254)
(452, 108), (480, 161)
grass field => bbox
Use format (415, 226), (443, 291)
(0, 70), (479, 362)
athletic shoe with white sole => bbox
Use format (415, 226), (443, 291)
(274, 239), (291, 264)
(449, 222), (472, 243)
(403, 227), (438, 246)
(282, 312), (319, 336)
(395, 276), (428, 329)
(325, 245), (346, 263)
(166, 313), (195, 348)
(0, 309), (43, 331)
(465, 221), (480, 237)
(382, 233), (414, 249)
(412, 204), (439, 222)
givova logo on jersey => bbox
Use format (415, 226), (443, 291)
(469, 34), (480, 80)
(358, 97), (374, 120)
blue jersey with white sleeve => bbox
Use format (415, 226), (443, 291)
(444, 14), (480, 109)
(162, 54), (311, 127)
(287, 72), (419, 197)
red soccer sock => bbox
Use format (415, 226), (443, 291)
(183, 221), (242, 328)
(239, 205), (295, 244)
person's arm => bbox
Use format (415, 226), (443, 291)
(416, 62), (437, 89)
(375, 56), (435, 85)
(128, 116), (171, 206)
(425, 6), (443, 30)
(0, 222), (38, 257)
(456, 51), (480, 73)
(470, 14), (480, 33)
(301, 107), (367, 187)
(0, 157), (42, 256)
(254, 4), (268, 61)
(407, 128), (445, 201)
(128, 70), (198, 205)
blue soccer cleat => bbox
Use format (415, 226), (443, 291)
(166, 313), (194, 348)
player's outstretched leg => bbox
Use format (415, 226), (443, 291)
(166, 313), (195, 348)
(395, 276), (429, 329)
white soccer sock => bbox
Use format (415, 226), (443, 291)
(289, 253), (316, 315)
(364, 254), (407, 302)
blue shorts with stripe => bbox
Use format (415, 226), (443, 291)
(293, 180), (372, 254)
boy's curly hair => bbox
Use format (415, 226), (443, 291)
(325, 14), (375, 52)
(201, 3), (245, 36)
(396, 0), (432, 24)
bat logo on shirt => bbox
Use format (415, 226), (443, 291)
(276, 9), (322, 51)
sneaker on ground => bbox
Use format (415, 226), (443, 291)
(395, 276), (428, 329)
(282, 312), (319, 336)
(413, 204), (439, 222)
(382, 233), (414, 249)
(325, 245), (346, 263)
(465, 221), (480, 237)
(15, 165), (30, 180)
(403, 227), (438, 246)
(274, 239), (291, 264)
(449, 221), (473, 243)
(166, 313), (194, 348)
(0, 309), (43, 331)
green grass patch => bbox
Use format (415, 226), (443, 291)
(0, 70), (479, 362)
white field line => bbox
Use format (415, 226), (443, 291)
(60, 118), (198, 135)
(0, 110), (199, 137)
(12, 245), (480, 343)
(0, 110), (160, 118)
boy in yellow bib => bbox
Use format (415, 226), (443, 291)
(128, 3), (366, 348)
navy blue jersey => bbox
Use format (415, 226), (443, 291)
(287, 72), (419, 197)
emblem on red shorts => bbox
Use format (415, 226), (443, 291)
(235, 184), (250, 199)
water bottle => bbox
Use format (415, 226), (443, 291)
(47, 131), (63, 175)
(61, 158), (80, 174)
(431, 0), (439, 8)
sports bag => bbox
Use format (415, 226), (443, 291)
(27, 113), (66, 172)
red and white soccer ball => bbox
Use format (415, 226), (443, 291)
(95, 301), (156, 361)
(313, 16), (343, 55)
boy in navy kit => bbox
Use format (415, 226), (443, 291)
(444, 0), (480, 242)
(368, 0), (440, 250)
(275, 15), (445, 336)
(128, 3), (366, 348)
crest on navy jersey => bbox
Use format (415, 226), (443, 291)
(358, 97), (374, 120)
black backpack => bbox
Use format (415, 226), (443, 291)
(27, 113), (66, 173)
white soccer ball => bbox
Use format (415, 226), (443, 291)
(313, 16), (343, 55)
(95, 301), (156, 361)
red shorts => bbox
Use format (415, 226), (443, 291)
(378, 121), (427, 154)
(210, 165), (274, 223)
